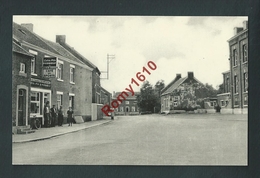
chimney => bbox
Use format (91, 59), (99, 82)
(243, 21), (248, 30)
(188, 72), (194, 79)
(113, 91), (116, 98)
(234, 27), (243, 35)
(21, 23), (33, 32)
(56, 35), (66, 44)
(176, 74), (181, 79)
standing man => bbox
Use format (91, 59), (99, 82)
(51, 105), (57, 127)
(58, 106), (64, 126)
(43, 101), (50, 127)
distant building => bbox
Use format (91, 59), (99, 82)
(112, 92), (140, 115)
(217, 20), (248, 113)
(161, 72), (203, 113)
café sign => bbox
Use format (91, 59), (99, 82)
(31, 77), (51, 89)
(43, 57), (57, 78)
(43, 68), (56, 78)
(43, 57), (57, 68)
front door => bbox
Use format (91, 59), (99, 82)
(18, 89), (26, 126)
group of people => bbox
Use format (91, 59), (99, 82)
(43, 101), (74, 127)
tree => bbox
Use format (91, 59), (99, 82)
(217, 83), (224, 94)
(137, 81), (157, 113)
(154, 80), (165, 113)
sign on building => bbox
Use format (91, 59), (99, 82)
(43, 68), (56, 78)
(43, 57), (57, 78)
(31, 77), (51, 89)
(43, 57), (57, 67)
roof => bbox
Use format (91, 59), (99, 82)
(13, 22), (60, 55)
(161, 77), (187, 96)
(58, 42), (100, 74)
(13, 40), (33, 57)
(101, 86), (111, 95)
(222, 70), (230, 74)
(161, 73), (203, 96)
(113, 92), (140, 100)
(41, 38), (85, 66)
(13, 22), (88, 68)
(227, 28), (248, 42)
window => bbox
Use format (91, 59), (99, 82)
(57, 94), (63, 109)
(226, 100), (229, 106)
(244, 72), (248, 92)
(31, 57), (36, 74)
(57, 61), (63, 80)
(243, 44), (247, 62)
(29, 50), (37, 75)
(69, 95), (74, 109)
(221, 100), (225, 107)
(20, 63), (26, 73)
(96, 93), (100, 104)
(120, 107), (124, 112)
(233, 49), (237, 66)
(131, 106), (135, 112)
(234, 75), (238, 93)
(70, 65), (75, 83)
(210, 101), (216, 107)
(125, 101), (129, 104)
(226, 77), (230, 92)
(174, 96), (179, 101)
(31, 91), (40, 114)
(173, 101), (178, 107)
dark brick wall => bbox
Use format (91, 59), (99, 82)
(229, 30), (248, 108)
(12, 52), (31, 126)
(20, 47), (92, 122)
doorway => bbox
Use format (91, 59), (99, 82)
(18, 89), (26, 126)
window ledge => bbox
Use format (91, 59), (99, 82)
(19, 72), (27, 77)
(70, 81), (75, 85)
(233, 65), (238, 68)
(242, 61), (248, 64)
(31, 73), (37, 76)
(57, 79), (64, 82)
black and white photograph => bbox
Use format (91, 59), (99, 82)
(12, 16), (248, 165)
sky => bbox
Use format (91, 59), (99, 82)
(13, 16), (248, 94)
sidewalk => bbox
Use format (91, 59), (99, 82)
(13, 117), (112, 143)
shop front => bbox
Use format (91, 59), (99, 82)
(30, 77), (51, 126)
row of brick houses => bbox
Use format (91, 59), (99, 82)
(12, 22), (111, 131)
(217, 20), (248, 114)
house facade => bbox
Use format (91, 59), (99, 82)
(13, 22), (93, 127)
(161, 72), (204, 113)
(56, 35), (104, 104)
(112, 92), (140, 115)
(12, 40), (33, 127)
(217, 20), (248, 113)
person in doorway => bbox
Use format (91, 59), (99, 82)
(67, 107), (74, 126)
(58, 106), (64, 126)
(43, 101), (50, 127)
(50, 105), (57, 127)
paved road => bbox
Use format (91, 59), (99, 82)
(13, 114), (247, 165)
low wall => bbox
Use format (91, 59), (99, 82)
(220, 108), (248, 114)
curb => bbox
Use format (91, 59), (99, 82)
(13, 120), (112, 143)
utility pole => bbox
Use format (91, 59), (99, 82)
(101, 54), (115, 79)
